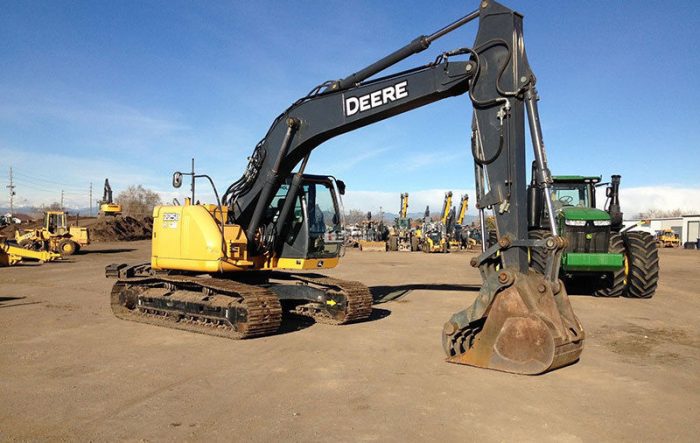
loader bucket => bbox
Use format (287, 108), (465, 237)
(443, 271), (584, 375)
(358, 240), (387, 252)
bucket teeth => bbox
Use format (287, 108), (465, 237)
(443, 271), (584, 375)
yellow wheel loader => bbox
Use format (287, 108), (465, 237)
(15, 211), (89, 256)
(656, 229), (680, 248)
(108, 1), (584, 375)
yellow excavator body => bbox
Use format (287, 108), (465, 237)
(100, 202), (122, 216)
(151, 203), (339, 273)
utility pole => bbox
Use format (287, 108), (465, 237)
(89, 182), (93, 216)
(6, 166), (15, 215)
(60, 190), (64, 209)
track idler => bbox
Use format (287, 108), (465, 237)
(442, 270), (584, 375)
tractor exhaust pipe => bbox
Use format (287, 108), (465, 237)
(606, 175), (623, 230)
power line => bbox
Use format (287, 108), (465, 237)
(12, 168), (89, 189)
(12, 177), (85, 193)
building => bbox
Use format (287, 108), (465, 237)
(682, 215), (700, 244)
(624, 215), (700, 245)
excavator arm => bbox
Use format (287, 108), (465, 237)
(440, 192), (453, 225)
(457, 194), (469, 225)
(399, 193), (409, 219)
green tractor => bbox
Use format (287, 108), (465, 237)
(527, 172), (658, 298)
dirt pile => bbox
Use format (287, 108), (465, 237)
(89, 216), (153, 242)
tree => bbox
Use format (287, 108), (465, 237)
(116, 185), (162, 218)
(637, 208), (686, 219)
(344, 209), (367, 225)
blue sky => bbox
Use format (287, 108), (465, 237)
(1, 0), (698, 215)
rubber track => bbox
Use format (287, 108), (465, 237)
(287, 274), (373, 324)
(624, 231), (659, 298)
(111, 275), (282, 339)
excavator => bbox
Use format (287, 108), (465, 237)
(98, 179), (122, 217)
(422, 191), (453, 253)
(388, 193), (418, 251)
(358, 211), (389, 252)
(450, 194), (475, 249)
(108, 0), (583, 374)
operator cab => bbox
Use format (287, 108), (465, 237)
(45, 211), (68, 235)
(268, 174), (345, 260)
(550, 176), (599, 210)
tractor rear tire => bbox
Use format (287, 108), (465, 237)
(593, 232), (627, 297)
(58, 239), (78, 256)
(624, 231), (659, 298)
(528, 230), (548, 274)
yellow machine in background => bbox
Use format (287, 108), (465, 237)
(358, 211), (388, 252)
(15, 211), (89, 256)
(449, 194), (473, 249)
(99, 179), (122, 217)
(422, 191), (451, 253)
(657, 229), (680, 248)
(1, 236), (60, 267)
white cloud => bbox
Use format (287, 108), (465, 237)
(596, 185), (700, 217)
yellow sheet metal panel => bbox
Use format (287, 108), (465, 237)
(151, 205), (227, 272)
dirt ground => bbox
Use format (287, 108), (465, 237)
(1, 243), (698, 441)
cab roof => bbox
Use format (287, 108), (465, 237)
(552, 175), (601, 183)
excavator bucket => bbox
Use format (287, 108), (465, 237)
(443, 271), (584, 375)
(358, 240), (387, 252)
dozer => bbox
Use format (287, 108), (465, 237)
(108, 1), (584, 374)
(528, 173), (659, 298)
(98, 179), (122, 217)
(1, 235), (60, 267)
(16, 211), (89, 256)
(388, 193), (418, 251)
(422, 192), (452, 253)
